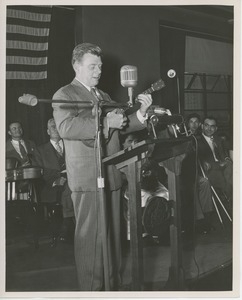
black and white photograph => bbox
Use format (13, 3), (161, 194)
(1, 0), (240, 298)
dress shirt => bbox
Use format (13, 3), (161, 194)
(202, 134), (219, 162)
(50, 139), (64, 153)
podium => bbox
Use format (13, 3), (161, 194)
(103, 137), (193, 290)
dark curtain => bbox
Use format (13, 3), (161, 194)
(159, 25), (185, 114)
(6, 6), (75, 145)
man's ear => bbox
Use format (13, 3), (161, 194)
(47, 129), (50, 136)
(8, 130), (11, 136)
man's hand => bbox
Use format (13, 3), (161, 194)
(53, 176), (67, 187)
(107, 109), (127, 129)
(203, 161), (211, 172)
(136, 94), (153, 116)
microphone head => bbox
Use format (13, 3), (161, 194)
(167, 69), (176, 78)
(18, 94), (38, 106)
(120, 65), (138, 88)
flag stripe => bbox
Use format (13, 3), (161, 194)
(7, 32), (49, 43)
(7, 40), (48, 51)
(6, 56), (48, 65)
(6, 64), (47, 71)
(8, 5), (52, 14)
(7, 8), (51, 22)
(7, 17), (51, 29)
(7, 24), (50, 37)
(6, 5), (52, 80)
(6, 49), (48, 57)
(6, 71), (47, 80)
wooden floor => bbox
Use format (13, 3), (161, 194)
(4, 207), (233, 294)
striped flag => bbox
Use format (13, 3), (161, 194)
(6, 6), (52, 80)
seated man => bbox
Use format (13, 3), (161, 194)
(186, 113), (214, 233)
(6, 121), (37, 168)
(6, 121), (39, 245)
(186, 112), (202, 136)
(197, 116), (233, 199)
(34, 118), (75, 246)
(6, 121), (39, 199)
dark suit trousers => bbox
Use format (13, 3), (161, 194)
(207, 161), (233, 196)
(71, 189), (121, 291)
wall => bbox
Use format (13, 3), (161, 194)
(75, 5), (232, 108)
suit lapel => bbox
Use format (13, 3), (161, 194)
(6, 140), (22, 161)
(47, 142), (64, 169)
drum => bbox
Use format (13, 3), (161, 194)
(5, 167), (43, 182)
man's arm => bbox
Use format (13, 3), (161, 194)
(52, 88), (97, 140)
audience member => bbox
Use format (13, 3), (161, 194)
(34, 118), (75, 247)
(6, 121), (39, 246)
(52, 43), (153, 291)
(198, 116), (233, 199)
(186, 114), (214, 233)
(186, 113), (202, 136)
(6, 121), (37, 168)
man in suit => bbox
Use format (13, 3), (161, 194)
(186, 114), (214, 233)
(34, 118), (75, 246)
(198, 116), (232, 198)
(52, 43), (153, 291)
(6, 121), (39, 245)
(6, 121), (37, 168)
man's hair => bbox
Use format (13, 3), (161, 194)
(47, 118), (55, 128)
(202, 116), (218, 125)
(71, 43), (102, 66)
(8, 121), (22, 131)
(186, 113), (201, 123)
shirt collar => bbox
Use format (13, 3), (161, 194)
(50, 139), (63, 147)
(202, 133), (213, 142)
(11, 139), (24, 145)
(75, 77), (92, 92)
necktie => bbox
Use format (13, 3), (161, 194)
(91, 87), (103, 101)
(210, 136), (220, 161)
(18, 141), (30, 165)
(55, 141), (63, 156)
(18, 141), (28, 159)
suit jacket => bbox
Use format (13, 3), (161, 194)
(197, 134), (229, 169)
(34, 141), (71, 204)
(6, 139), (37, 166)
(52, 78), (147, 192)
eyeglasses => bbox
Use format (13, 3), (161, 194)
(203, 123), (217, 130)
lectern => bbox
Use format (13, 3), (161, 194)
(103, 137), (193, 291)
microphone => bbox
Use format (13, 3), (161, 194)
(18, 94), (38, 106)
(120, 65), (138, 106)
(167, 69), (176, 78)
(149, 114), (184, 126)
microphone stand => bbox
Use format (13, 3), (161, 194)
(127, 87), (134, 107)
(93, 101), (110, 291)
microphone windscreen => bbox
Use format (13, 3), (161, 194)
(120, 65), (138, 88)
(18, 94), (38, 106)
(167, 69), (176, 78)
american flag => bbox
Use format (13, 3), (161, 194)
(6, 6), (52, 80)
